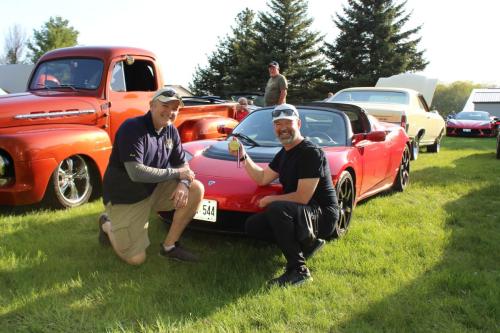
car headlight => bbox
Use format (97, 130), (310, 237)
(0, 154), (14, 187)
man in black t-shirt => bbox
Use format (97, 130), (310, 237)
(99, 88), (204, 265)
(229, 103), (339, 287)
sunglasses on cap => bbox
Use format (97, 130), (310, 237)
(271, 108), (298, 118)
(157, 88), (179, 98)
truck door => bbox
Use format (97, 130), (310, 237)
(107, 58), (158, 142)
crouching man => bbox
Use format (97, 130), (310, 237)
(229, 104), (339, 286)
(99, 88), (204, 265)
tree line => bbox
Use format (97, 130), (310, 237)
(0, 1), (488, 115)
(1, 16), (78, 65)
(190, 0), (427, 102)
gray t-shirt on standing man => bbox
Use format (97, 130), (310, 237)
(264, 74), (288, 106)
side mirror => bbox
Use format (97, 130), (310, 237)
(217, 124), (233, 135)
(365, 131), (386, 142)
(352, 133), (365, 145)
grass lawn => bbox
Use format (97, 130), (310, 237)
(1, 137), (499, 332)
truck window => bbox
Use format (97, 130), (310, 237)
(111, 60), (156, 92)
(30, 58), (104, 90)
(111, 62), (126, 92)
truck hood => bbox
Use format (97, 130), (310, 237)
(0, 91), (101, 128)
(376, 73), (438, 106)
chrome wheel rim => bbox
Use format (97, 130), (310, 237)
(400, 147), (410, 187)
(56, 155), (91, 205)
(337, 176), (354, 236)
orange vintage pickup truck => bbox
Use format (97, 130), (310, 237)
(0, 46), (239, 208)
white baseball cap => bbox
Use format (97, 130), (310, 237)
(272, 103), (299, 122)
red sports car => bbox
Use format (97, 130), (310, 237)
(174, 103), (410, 237)
(446, 111), (499, 137)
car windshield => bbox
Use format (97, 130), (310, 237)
(231, 108), (346, 147)
(455, 111), (490, 121)
(333, 90), (409, 105)
(30, 58), (104, 90)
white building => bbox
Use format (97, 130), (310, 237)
(463, 88), (500, 117)
(0, 64), (34, 93)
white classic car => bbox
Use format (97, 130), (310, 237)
(327, 74), (445, 160)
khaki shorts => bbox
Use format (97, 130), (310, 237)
(106, 180), (178, 259)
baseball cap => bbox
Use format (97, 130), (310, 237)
(272, 104), (299, 122)
(268, 61), (279, 68)
(151, 87), (183, 105)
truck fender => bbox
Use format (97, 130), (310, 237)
(2, 126), (112, 202)
(178, 116), (239, 142)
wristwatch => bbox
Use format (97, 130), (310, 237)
(180, 179), (191, 188)
(239, 154), (248, 162)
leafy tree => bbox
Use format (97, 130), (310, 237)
(324, 0), (427, 90)
(1, 24), (28, 64)
(254, 0), (326, 102)
(191, 1), (326, 102)
(190, 9), (257, 96)
(432, 81), (486, 118)
(28, 16), (79, 63)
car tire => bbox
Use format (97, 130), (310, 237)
(393, 145), (410, 192)
(332, 171), (355, 239)
(410, 139), (419, 160)
(427, 132), (443, 153)
(496, 135), (500, 159)
(44, 155), (93, 208)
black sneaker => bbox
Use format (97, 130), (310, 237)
(159, 242), (199, 262)
(302, 238), (326, 260)
(98, 213), (111, 246)
(267, 266), (312, 287)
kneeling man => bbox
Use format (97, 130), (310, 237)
(99, 88), (204, 265)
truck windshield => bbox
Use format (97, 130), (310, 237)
(29, 58), (104, 91)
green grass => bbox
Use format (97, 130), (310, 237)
(1, 137), (499, 332)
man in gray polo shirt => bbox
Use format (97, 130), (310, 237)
(264, 61), (288, 106)
(99, 88), (204, 265)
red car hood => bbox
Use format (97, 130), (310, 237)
(447, 119), (492, 128)
(186, 140), (280, 212)
(184, 140), (349, 213)
(0, 91), (101, 128)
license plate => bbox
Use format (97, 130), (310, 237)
(194, 199), (217, 222)
(463, 129), (471, 132)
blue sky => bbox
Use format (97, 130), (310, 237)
(0, 0), (498, 87)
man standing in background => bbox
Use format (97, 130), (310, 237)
(264, 61), (288, 106)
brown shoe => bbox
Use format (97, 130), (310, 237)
(98, 213), (111, 246)
(159, 242), (199, 262)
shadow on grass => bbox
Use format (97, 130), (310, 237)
(337, 153), (500, 332)
(0, 209), (280, 332)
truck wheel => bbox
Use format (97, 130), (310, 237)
(411, 139), (419, 160)
(45, 155), (93, 208)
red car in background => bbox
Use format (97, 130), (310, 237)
(446, 111), (499, 137)
(173, 103), (411, 238)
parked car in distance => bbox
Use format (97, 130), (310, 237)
(327, 74), (445, 160)
(446, 111), (499, 137)
(0, 46), (240, 208)
(167, 102), (410, 238)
